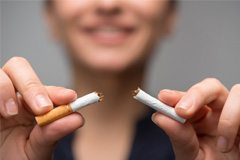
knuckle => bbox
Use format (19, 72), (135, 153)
(190, 84), (204, 97)
(203, 77), (226, 94)
(20, 79), (43, 97)
(203, 77), (222, 85)
(24, 79), (41, 90)
(8, 56), (27, 64)
(3, 57), (28, 70)
(231, 84), (240, 92)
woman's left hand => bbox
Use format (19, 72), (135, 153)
(152, 78), (240, 160)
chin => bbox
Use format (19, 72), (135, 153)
(75, 51), (141, 74)
(95, 63), (131, 73)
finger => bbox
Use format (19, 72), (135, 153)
(0, 69), (18, 118)
(46, 86), (77, 105)
(217, 84), (240, 153)
(158, 89), (209, 123)
(152, 113), (203, 160)
(175, 78), (228, 119)
(2, 57), (53, 115)
(25, 112), (84, 160)
(158, 89), (184, 106)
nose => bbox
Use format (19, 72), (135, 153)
(96, 0), (121, 16)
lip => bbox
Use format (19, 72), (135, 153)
(78, 22), (137, 45)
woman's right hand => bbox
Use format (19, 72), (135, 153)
(0, 57), (84, 160)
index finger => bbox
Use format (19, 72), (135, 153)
(2, 57), (53, 115)
(175, 78), (228, 119)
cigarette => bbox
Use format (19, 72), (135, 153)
(35, 92), (104, 126)
(133, 88), (186, 124)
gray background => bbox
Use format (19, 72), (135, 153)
(1, 0), (240, 95)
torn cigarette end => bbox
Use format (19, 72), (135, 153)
(35, 91), (103, 126)
(132, 87), (140, 96)
(97, 92), (104, 102)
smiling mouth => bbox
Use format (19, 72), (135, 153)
(80, 25), (137, 45)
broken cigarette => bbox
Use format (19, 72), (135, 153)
(35, 92), (104, 126)
(133, 88), (186, 124)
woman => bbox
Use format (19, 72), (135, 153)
(1, 0), (239, 160)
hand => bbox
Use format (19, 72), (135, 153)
(152, 78), (240, 160)
(0, 57), (84, 160)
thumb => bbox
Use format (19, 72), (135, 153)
(26, 112), (84, 160)
(25, 86), (83, 160)
(152, 113), (200, 160)
(154, 89), (201, 160)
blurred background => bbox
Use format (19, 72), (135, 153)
(1, 0), (240, 95)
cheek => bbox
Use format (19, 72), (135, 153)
(128, 0), (168, 20)
(53, 0), (93, 20)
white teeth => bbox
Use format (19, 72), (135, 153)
(95, 27), (122, 33)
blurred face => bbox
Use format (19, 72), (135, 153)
(47, 0), (174, 72)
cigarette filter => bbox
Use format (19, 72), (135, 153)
(35, 92), (104, 126)
(133, 88), (186, 124)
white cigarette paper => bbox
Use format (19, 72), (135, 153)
(70, 92), (103, 111)
(133, 88), (186, 124)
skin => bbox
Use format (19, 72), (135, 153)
(0, 0), (239, 160)
(153, 79), (240, 160)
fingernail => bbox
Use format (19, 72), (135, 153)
(5, 98), (18, 115)
(151, 113), (157, 123)
(161, 89), (174, 93)
(217, 136), (228, 152)
(35, 94), (52, 108)
(177, 97), (193, 110)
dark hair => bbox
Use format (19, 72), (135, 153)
(44, 0), (52, 10)
(169, 0), (178, 11)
